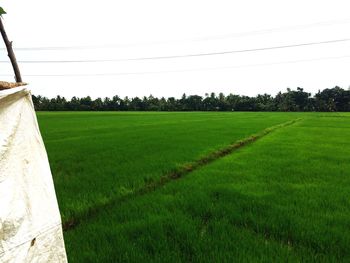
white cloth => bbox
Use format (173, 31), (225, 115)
(0, 87), (67, 262)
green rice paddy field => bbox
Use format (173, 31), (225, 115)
(36, 112), (350, 262)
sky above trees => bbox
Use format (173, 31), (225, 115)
(1, 0), (350, 98)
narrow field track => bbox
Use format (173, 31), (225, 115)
(36, 112), (350, 262)
(62, 118), (301, 231)
(38, 112), (299, 221)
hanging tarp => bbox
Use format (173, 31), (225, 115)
(0, 87), (67, 262)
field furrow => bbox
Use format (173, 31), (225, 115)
(60, 114), (350, 262)
(38, 112), (300, 222)
(62, 118), (301, 231)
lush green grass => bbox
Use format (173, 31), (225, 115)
(37, 112), (299, 222)
(37, 112), (350, 262)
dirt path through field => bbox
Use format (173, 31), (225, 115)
(63, 118), (301, 231)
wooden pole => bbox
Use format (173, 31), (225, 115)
(0, 18), (22, 82)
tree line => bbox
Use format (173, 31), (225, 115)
(32, 86), (350, 112)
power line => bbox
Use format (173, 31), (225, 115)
(193, 19), (350, 42)
(3, 18), (350, 51)
(1, 54), (350, 77)
(1, 38), (350, 64)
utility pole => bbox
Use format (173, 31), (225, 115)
(0, 18), (22, 82)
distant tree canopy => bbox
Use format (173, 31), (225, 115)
(32, 86), (350, 112)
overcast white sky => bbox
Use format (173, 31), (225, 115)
(1, 0), (350, 98)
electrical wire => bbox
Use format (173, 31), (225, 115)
(2, 18), (350, 51)
(1, 54), (349, 77)
(0, 38), (350, 63)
